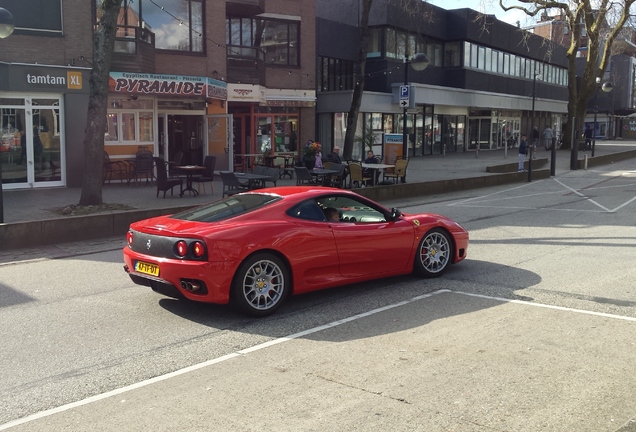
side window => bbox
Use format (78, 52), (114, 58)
(287, 200), (327, 222)
(316, 196), (387, 223)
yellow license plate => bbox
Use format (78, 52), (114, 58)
(135, 260), (159, 277)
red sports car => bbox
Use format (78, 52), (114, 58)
(123, 187), (468, 316)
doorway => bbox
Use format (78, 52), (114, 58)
(164, 114), (203, 166)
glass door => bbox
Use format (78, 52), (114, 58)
(205, 114), (232, 172)
(33, 99), (62, 184)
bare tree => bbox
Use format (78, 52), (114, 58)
(343, 0), (374, 160)
(499, 0), (636, 149)
(79, 0), (123, 206)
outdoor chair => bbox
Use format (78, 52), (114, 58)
(128, 149), (154, 185)
(294, 166), (319, 186)
(383, 158), (409, 184)
(220, 171), (250, 197)
(167, 150), (184, 177)
(328, 163), (347, 188)
(103, 151), (127, 184)
(152, 157), (183, 198)
(252, 164), (267, 175)
(193, 155), (216, 195)
(262, 167), (281, 187)
(348, 162), (372, 188)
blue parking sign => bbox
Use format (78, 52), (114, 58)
(400, 85), (409, 100)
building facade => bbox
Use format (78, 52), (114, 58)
(316, 0), (570, 161)
(0, 0), (316, 190)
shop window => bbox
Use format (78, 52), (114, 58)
(121, 113), (136, 141)
(2, 0), (62, 36)
(106, 114), (118, 142)
(139, 112), (153, 142)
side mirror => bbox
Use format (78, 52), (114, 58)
(391, 207), (402, 220)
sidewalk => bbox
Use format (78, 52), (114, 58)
(1, 141), (635, 250)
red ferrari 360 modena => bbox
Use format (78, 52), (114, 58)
(123, 186), (468, 316)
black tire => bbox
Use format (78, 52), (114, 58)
(413, 228), (453, 278)
(231, 252), (290, 317)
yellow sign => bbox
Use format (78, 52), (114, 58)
(67, 71), (83, 89)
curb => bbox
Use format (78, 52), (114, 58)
(0, 170), (549, 251)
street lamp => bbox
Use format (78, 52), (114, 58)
(402, 52), (429, 170)
(0, 7), (15, 224)
(528, 71), (541, 182)
(591, 77), (613, 157)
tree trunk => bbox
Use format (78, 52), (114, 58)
(79, 0), (123, 206)
(342, 0), (373, 161)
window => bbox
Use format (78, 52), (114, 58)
(444, 42), (461, 67)
(226, 16), (300, 66)
(2, 0), (62, 35)
(314, 196), (388, 223)
(317, 57), (355, 92)
(106, 99), (154, 144)
(368, 28), (382, 57)
(140, 0), (204, 52)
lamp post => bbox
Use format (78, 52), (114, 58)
(528, 71), (540, 182)
(591, 77), (613, 157)
(0, 7), (15, 224)
(402, 52), (429, 175)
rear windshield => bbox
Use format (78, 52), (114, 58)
(170, 193), (281, 222)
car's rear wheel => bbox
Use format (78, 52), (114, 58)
(414, 228), (453, 277)
(231, 253), (289, 317)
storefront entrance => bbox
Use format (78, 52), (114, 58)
(1, 96), (63, 189)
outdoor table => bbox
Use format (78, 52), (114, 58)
(175, 165), (205, 197)
(310, 168), (339, 185)
(235, 172), (270, 189)
(361, 162), (395, 186)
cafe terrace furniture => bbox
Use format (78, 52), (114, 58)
(348, 162), (372, 188)
(175, 164), (206, 197)
(361, 162), (396, 186)
(103, 151), (128, 184)
(235, 171), (270, 190)
(220, 171), (251, 197)
(294, 166), (319, 185)
(128, 148), (154, 185)
(193, 155), (216, 195)
(382, 158), (409, 184)
(152, 157), (183, 198)
(310, 167), (339, 186)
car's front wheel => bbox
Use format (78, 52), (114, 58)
(414, 228), (453, 277)
(231, 252), (290, 317)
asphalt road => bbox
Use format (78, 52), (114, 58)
(1, 161), (636, 431)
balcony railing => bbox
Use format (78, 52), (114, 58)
(111, 25), (156, 73)
(226, 45), (266, 85)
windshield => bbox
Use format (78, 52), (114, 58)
(170, 193), (281, 222)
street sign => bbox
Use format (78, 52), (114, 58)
(399, 99), (408, 108)
(399, 85), (409, 100)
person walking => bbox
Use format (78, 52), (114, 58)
(584, 124), (593, 150)
(518, 133), (528, 172)
(542, 125), (553, 150)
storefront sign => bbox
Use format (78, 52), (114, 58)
(264, 88), (315, 107)
(227, 84), (265, 103)
(110, 72), (207, 97)
(25, 70), (83, 90)
(207, 78), (227, 100)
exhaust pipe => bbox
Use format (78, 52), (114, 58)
(180, 280), (201, 292)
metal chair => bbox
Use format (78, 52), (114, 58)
(152, 157), (183, 198)
(193, 155), (216, 195)
(263, 167), (281, 187)
(128, 149), (154, 185)
(220, 171), (250, 197)
(103, 151), (127, 184)
(294, 166), (318, 186)
(328, 163), (347, 188)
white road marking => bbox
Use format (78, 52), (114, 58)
(2, 288), (635, 430)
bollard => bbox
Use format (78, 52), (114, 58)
(584, 154), (588, 170)
(475, 145), (479, 158)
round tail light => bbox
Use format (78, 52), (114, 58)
(126, 230), (134, 246)
(192, 241), (206, 258)
(175, 240), (188, 257)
